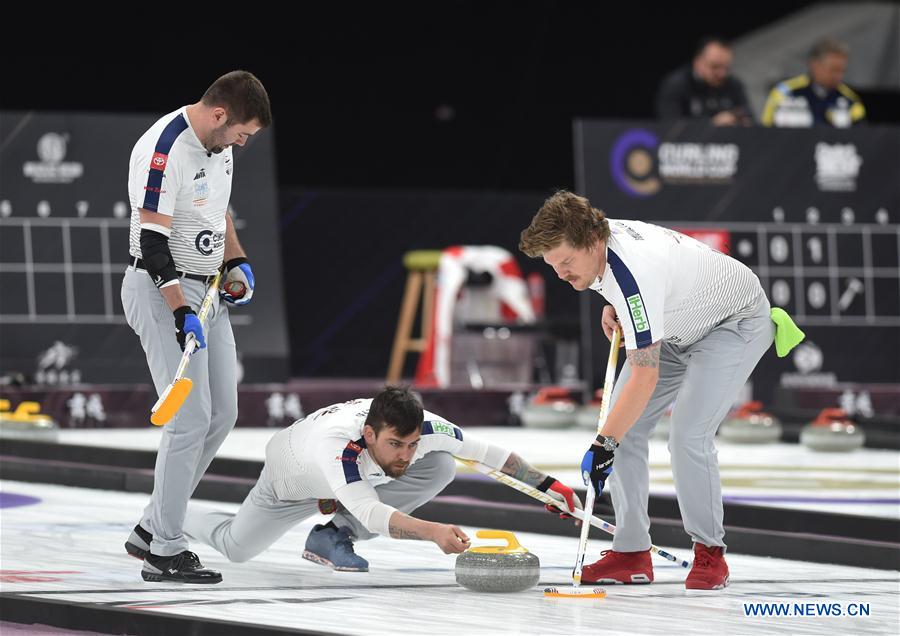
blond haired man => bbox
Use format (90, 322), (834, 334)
(520, 191), (774, 590)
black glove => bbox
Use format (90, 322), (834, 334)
(581, 435), (617, 498)
(173, 306), (206, 352)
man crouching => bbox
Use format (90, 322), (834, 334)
(183, 386), (579, 570)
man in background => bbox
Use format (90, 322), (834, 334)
(762, 37), (865, 128)
(656, 36), (753, 126)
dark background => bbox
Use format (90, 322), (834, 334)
(4, 3), (897, 193)
(3, 4), (897, 383)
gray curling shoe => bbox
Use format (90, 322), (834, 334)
(302, 524), (369, 572)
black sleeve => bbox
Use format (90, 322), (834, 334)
(731, 77), (755, 124)
(656, 69), (687, 120)
(140, 228), (179, 288)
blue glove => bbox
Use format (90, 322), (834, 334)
(581, 437), (617, 498)
(220, 257), (255, 306)
(173, 306), (206, 352)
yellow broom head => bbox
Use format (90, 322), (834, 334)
(150, 378), (193, 426)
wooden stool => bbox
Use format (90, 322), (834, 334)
(387, 250), (442, 383)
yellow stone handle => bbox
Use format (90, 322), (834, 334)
(14, 402), (41, 417)
(469, 530), (529, 554)
(4, 401), (48, 422)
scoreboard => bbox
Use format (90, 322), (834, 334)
(0, 112), (290, 384)
(574, 120), (900, 405)
(676, 221), (899, 327)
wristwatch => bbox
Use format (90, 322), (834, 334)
(595, 434), (619, 452)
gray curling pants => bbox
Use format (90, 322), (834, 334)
(121, 267), (238, 557)
(183, 450), (458, 563)
(608, 295), (774, 552)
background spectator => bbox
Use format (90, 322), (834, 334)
(762, 37), (866, 128)
(656, 36), (753, 126)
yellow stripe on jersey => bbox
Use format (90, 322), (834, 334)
(837, 82), (862, 103)
(837, 83), (867, 122)
(783, 74), (811, 91)
(762, 75), (810, 126)
(761, 89), (784, 127)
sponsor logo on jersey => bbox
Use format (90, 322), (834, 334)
(193, 169), (206, 180)
(627, 294), (649, 332)
(194, 230), (224, 256)
(619, 223), (644, 241)
(195, 230), (214, 255)
(337, 440), (364, 462)
(193, 179), (210, 206)
(150, 152), (168, 171)
(430, 421), (456, 437)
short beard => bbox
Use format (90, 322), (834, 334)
(205, 129), (228, 155)
(383, 463), (409, 478)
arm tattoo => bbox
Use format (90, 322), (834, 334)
(500, 452), (546, 487)
(627, 341), (660, 368)
(389, 516), (426, 540)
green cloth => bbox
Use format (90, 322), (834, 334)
(770, 307), (805, 357)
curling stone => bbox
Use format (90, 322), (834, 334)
(520, 387), (576, 429)
(0, 400), (59, 442)
(800, 408), (865, 452)
(455, 530), (540, 593)
(718, 401), (782, 444)
(575, 389), (603, 430)
(652, 408), (672, 440)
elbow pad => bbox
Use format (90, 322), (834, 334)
(140, 226), (178, 288)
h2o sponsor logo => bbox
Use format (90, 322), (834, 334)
(627, 294), (649, 332)
(194, 230), (224, 256)
(430, 421), (456, 437)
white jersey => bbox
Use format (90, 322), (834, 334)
(127, 107), (233, 275)
(264, 399), (508, 537)
(590, 220), (764, 350)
